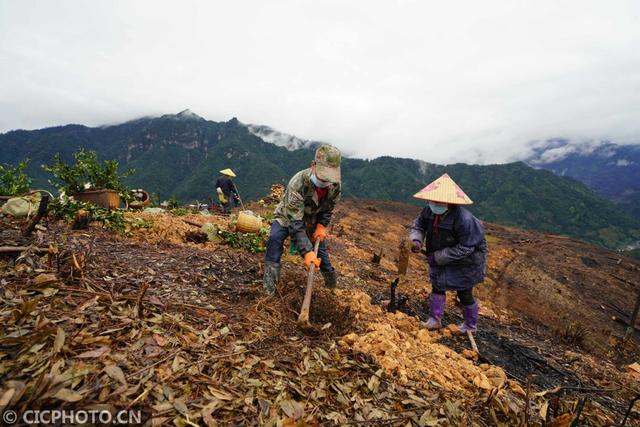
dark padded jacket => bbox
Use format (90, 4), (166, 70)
(410, 205), (487, 291)
(215, 176), (238, 198)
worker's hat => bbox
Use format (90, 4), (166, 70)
(314, 145), (341, 184)
(219, 168), (236, 177)
(413, 173), (473, 204)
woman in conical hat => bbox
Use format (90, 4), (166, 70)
(409, 173), (487, 333)
(216, 168), (239, 214)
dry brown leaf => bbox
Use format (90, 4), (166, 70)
(104, 364), (127, 385)
(202, 401), (219, 427)
(367, 375), (380, 392)
(418, 411), (440, 426)
(152, 402), (174, 412)
(534, 386), (561, 398)
(280, 400), (304, 419)
(39, 288), (58, 297)
(98, 386), (110, 402)
(171, 355), (187, 372)
(112, 383), (128, 396)
(207, 387), (233, 401)
(282, 418), (297, 427)
(76, 346), (110, 358)
(153, 334), (167, 347)
(0, 388), (16, 407)
(34, 273), (58, 286)
(549, 413), (574, 427)
(540, 400), (550, 420)
(78, 296), (100, 311)
(53, 327), (65, 353)
(148, 417), (171, 426)
(626, 362), (640, 380)
(173, 398), (189, 415)
(52, 388), (83, 402)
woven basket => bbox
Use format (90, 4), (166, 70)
(72, 189), (120, 210)
(129, 190), (150, 210)
(236, 211), (262, 233)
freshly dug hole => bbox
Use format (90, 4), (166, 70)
(279, 271), (357, 336)
(308, 287), (356, 336)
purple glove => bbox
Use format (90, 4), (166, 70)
(427, 254), (436, 268)
(411, 240), (422, 253)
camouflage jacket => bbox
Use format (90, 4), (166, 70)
(274, 168), (341, 254)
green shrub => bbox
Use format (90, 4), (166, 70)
(49, 196), (152, 235)
(217, 227), (269, 253)
(42, 149), (134, 196)
(167, 196), (179, 209)
(202, 222), (268, 253)
(624, 248), (640, 260)
(170, 207), (191, 216)
(0, 159), (32, 196)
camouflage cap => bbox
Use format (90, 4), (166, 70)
(314, 144), (341, 183)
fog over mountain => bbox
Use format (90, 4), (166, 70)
(2, 1), (640, 164)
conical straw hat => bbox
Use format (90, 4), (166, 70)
(219, 168), (236, 177)
(413, 173), (473, 204)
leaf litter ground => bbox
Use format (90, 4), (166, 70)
(1, 200), (640, 426)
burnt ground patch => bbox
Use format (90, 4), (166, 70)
(437, 319), (587, 390)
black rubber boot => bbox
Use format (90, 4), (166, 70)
(322, 270), (338, 288)
(263, 261), (280, 296)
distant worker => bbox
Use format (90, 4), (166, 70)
(409, 173), (487, 333)
(216, 168), (240, 214)
(263, 145), (342, 295)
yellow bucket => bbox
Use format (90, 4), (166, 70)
(236, 211), (262, 233)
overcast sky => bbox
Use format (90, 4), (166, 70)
(1, 1), (640, 164)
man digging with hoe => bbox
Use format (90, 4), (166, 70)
(263, 145), (342, 296)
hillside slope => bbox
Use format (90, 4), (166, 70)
(1, 197), (638, 425)
(1, 112), (640, 249)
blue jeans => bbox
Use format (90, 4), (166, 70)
(265, 221), (334, 272)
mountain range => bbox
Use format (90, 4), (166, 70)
(1, 110), (640, 250)
(525, 139), (640, 220)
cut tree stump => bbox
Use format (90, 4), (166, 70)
(371, 248), (384, 264)
(21, 194), (49, 236)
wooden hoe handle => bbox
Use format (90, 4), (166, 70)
(298, 239), (321, 325)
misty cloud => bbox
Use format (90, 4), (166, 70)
(1, 0), (640, 164)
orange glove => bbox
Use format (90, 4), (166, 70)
(313, 224), (328, 242)
(304, 251), (321, 271)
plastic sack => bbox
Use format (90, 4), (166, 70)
(1, 192), (41, 218)
(142, 207), (166, 214)
(201, 223), (221, 242)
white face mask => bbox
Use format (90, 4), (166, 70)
(310, 173), (331, 188)
(429, 202), (448, 215)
